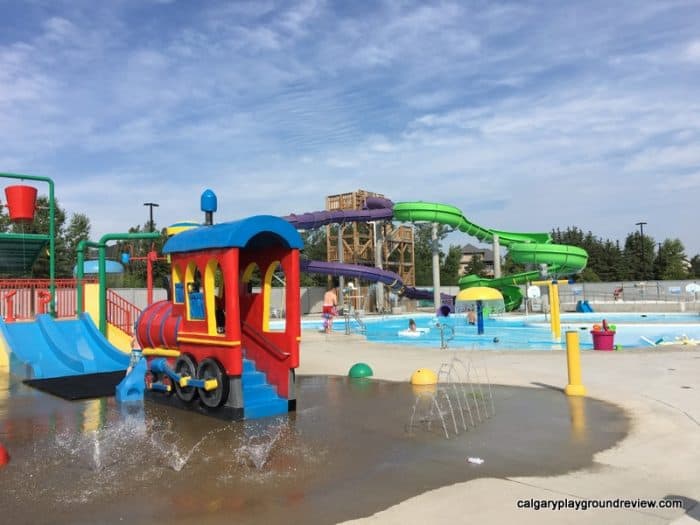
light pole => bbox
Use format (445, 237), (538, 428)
(636, 221), (647, 279)
(144, 202), (160, 232)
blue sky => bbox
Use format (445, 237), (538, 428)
(2, 0), (699, 255)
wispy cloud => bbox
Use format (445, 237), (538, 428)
(0, 0), (698, 253)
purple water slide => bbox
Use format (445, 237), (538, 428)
(300, 259), (433, 300)
(288, 198), (444, 303)
(283, 198), (394, 230)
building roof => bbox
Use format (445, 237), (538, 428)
(462, 243), (495, 262)
(163, 215), (303, 254)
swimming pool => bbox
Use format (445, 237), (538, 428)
(301, 312), (700, 350)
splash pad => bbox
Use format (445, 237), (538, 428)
(0, 372), (629, 525)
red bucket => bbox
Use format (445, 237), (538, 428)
(591, 330), (616, 351)
(4, 185), (38, 222)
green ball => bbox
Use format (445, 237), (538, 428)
(348, 362), (373, 378)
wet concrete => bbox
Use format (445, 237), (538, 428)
(0, 374), (629, 525)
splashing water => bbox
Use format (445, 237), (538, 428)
(235, 421), (288, 470)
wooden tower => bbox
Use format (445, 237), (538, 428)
(325, 190), (415, 289)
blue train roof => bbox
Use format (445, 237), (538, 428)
(163, 215), (303, 254)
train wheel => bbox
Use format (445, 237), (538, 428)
(196, 358), (229, 409)
(174, 355), (198, 403)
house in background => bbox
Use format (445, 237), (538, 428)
(460, 244), (496, 276)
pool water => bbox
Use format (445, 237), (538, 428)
(311, 312), (700, 350)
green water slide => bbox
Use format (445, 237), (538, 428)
(393, 202), (588, 310)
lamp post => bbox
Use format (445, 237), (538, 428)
(143, 202), (159, 232)
(636, 221), (647, 279)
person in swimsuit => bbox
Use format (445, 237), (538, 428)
(322, 285), (338, 333)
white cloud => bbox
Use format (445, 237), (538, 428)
(0, 0), (699, 256)
(684, 39), (700, 62)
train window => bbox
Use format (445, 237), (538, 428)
(204, 259), (225, 336)
(185, 263), (205, 321)
(172, 265), (184, 304)
(263, 261), (286, 333)
(241, 263), (262, 294)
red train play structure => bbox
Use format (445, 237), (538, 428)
(135, 192), (303, 420)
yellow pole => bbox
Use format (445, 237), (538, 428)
(566, 395), (587, 441)
(533, 279), (569, 341)
(564, 330), (586, 396)
(551, 281), (561, 340)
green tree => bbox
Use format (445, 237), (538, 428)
(65, 213), (91, 276)
(440, 245), (462, 285)
(653, 239), (689, 280)
(690, 255), (700, 278)
(463, 253), (487, 277)
(623, 232), (656, 280)
(300, 228), (328, 286)
(413, 223), (449, 285)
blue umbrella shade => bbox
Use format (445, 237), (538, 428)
(73, 259), (125, 275)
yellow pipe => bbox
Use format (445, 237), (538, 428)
(532, 279), (569, 341)
(551, 281), (561, 340)
(564, 331), (586, 396)
(141, 348), (181, 357)
(176, 336), (240, 346)
(203, 379), (218, 391)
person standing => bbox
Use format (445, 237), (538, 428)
(322, 285), (338, 333)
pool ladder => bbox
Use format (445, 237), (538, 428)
(344, 309), (366, 335)
(437, 322), (455, 349)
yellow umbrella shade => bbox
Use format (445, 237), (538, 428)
(456, 287), (503, 301)
(455, 287), (505, 315)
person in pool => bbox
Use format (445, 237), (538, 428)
(467, 308), (476, 325)
(408, 319), (417, 332)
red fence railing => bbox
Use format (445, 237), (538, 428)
(0, 278), (96, 319)
(106, 289), (141, 336)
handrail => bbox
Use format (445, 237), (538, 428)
(241, 321), (290, 360)
(106, 289), (141, 335)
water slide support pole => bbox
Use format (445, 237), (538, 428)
(374, 221), (384, 312)
(337, 224), (345, 306)
(493, 234), (501, 278)
(432, 223), (440, 307)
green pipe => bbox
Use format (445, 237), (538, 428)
(0, 172), (56, 315)
(76, 233), (159, 333)
(96, 232), (160, 334)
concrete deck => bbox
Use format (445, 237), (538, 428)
(297, 330), (700, 524)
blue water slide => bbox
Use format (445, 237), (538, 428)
(0, 315), (128, 380)
(0, 318), (84, 379)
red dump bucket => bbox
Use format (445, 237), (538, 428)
(4, 185), (38, 221)
(591, 330), (616, 351)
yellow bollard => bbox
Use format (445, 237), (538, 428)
(564, 330), (586, 396)
(551, 281), (561, 340)
(566, 395), (587, 442)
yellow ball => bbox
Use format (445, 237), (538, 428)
(410, 368), (438, 386)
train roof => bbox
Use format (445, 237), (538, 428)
(163, 215), (303, 254)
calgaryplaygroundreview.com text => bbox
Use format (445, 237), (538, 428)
(516, 498), (685, 511)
